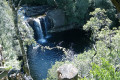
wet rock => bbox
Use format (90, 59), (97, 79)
(57, 64), (78, 80)
(27, 18), (34, 27)
(46, 9), (65, 28)
(24, 5), (52, 17)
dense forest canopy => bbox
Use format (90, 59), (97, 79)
(0, 0), (120, 80)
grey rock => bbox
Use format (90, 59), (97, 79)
(57, 64), (78, 80)
(46, 9), (65, 28)
(27, 18), (34, 28)
(24, 5), (52, 17)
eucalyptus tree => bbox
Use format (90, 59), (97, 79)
(8, 0), (31, 76)
(0, 0), (20, 79)
(111, 0), (120, 12)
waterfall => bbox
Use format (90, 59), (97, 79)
(34, 18), (46, 43)
(26, 15), (51, 43)
(43, 17), (48, 37)
(43, 16), (51, 38)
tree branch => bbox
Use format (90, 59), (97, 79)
(0, 71), (8, 79)
(111, 0), (120, 12)
(17, 0), (22, 10)
(0, 67), (8, 71)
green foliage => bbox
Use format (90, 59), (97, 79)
(83, 8), (112, 32)
(83, 8), (112, 41)
(83, 8), (120, 65)
(0, 0), (20, 69)
(21, 0), (89, 25)
(47, 61), (65, 80)
(47, 8), (120, 80)
(47, 51), (93, 79)
(0, 0), (35, 70)
(90, 58), (120, 80)
(19, 0), (119, 28)
(94, 0), (118, 27)
(94, 0), (113, 9)
(54, 0), (89, 25)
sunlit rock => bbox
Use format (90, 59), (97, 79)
(57, 64), (78, 80)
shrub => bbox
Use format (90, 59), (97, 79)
(47, 8), (120, 80)
(90, 58), (120, 80)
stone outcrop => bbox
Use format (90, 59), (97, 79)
(25, 8), (76, 32)
(24, 5), (52, 17)
(57, 64), (78, 80)
(46, 9), (65, 28)
(27, 18), (34, 28)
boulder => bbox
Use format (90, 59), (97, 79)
(57, 64), (78, 80)
(46, 9), (65, 28)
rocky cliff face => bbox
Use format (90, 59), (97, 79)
(46, 9), (65, 27)
(23, 5), (52, 17)
(24, 6), (77, 32)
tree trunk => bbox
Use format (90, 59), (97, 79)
(0, 71), (8, 79)
(12, 9), (30, 76)
(8, 0), (31, 78)
(0, 44), (3, 66)
(111, 0), (120, 12)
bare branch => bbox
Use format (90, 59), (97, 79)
(17, 0), (22, 10)
(0, 71), (8, 79)
(0, 67), (8, 72)
(8, 0), (15, 10)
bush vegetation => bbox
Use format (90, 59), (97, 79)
(0, 0), (34, 73)
(47, 8), (120, 80)
(0, 0), (120, 80)
(21, 0), (117, 27)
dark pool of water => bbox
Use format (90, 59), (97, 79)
(28, 45), (64, 80)
(27, 29), (91, 80)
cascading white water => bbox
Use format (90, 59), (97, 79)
(43, 17), (51, 38)
(43, 17), (47, 36)
(34, 18), (46, 43)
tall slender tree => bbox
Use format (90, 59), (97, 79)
(111, 0), (120, 12)
(8, 0), (31, 76)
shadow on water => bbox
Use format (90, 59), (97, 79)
(48, 29), (91, 53)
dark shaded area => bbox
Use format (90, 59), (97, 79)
(21, 0), (48, 6)
(24, 6), (53, 17)
(47, 29), (92, 53)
